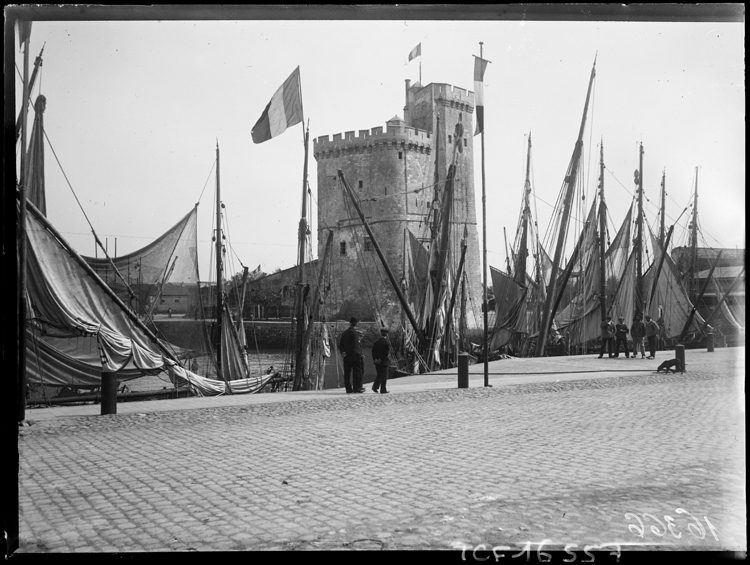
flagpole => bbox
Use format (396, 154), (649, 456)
(18, 23), (32, 422)
(479, 42), (490, 388)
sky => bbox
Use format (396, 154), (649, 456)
(11, 6), (745, 283)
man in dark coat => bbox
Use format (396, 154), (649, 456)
(338, 317), (365, 393)
(613, 316), (630, 358)
(598, 316), (615, 358)
(371, 328), (391, 394)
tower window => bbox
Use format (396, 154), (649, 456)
(364, 237), (373, 252)
(448, 135), (452, 144)
(398, 151), (403, 159)
(463, 138), (467, 147)
(358, 180), (363, 189)
(340, 242), (347, 255)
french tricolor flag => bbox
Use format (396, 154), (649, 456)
(473, 55), (489, 136)
(251, 67), (303, 144)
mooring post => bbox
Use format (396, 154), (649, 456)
(675, 344), (686, 373)
(101, 372), (118, 415)
(706, 331), (715, 353)
(458, 353), (469, 388)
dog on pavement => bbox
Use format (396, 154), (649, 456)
(656, 358), (681, 374)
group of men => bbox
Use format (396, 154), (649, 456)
(338, 317), (391, 394)
(598, 314), (660, 359)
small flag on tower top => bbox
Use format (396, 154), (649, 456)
(473, 55), (490, 136)
(408, 43), (421, 62)
(251, 66), (303, 144)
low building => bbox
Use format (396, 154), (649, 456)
(671, 247), (745, 334)
(155, 282), (197, 316)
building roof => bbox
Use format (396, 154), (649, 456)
(696, 265), (745, 280)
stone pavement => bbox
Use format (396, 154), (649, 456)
(15, 348), (746, 553)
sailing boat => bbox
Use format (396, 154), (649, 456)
(336, 116), (470, 374)
(609, 151), (708, 346)
(534, 56), (597, 357)
(16, 34), (202, 410)
(166, 144), (279, 395)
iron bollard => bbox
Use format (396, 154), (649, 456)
(101, 372), (118, 415)
(707, 332), (714, 353)
(675, 344), (686, 373)
(458, 353), (469, 388)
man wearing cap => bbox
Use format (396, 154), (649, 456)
(339, 317), (365, 393)
(371, 327), (392, 394)
(598, 316), (615, 358)
(614, 316), (630, 358)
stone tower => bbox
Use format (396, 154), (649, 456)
(313, 80), (483, 331)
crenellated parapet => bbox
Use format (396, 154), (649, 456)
(411, 82), (475, 115)
(313, 122), (432, 160)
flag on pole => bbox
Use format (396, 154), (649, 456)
(408, 43), (421, 62)
(251, 66), (303, 144)
(17, 21), (32, 47)
(473, 55), (490, 136)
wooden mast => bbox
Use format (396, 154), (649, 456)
(535, 56), (596, 357)
(598, 139), (607, 321)
(18, 21), (32, 422)
(634, 142), (644, 319)
(338, 170), (426, 349)
(292, 125), (310, 391)
(679, 250), (722, 342)
(214, 142), (224, 381)
(689, 167), (699, 303)
(659, 169), (666, 249)
(515, 133), (532, 287)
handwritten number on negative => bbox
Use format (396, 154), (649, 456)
(642, 513), (667, 536)
(624, 513), (645, 538)
(663, 515), (682, 539)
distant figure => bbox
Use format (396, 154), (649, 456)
(598, 316), (615, 358)
(613, 316), (630, 358)
(167, 307), (172, 318)
(190, 358), (199, 374)
(371, 328), (391, 394)
(657, 314), (667, 350)
(631, 315), (646, 359)
(644, 315), (660, 359)
(338, 317), (365, 393)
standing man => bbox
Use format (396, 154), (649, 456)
(631, 315), (646, 359)
(644, 314), (660, 359)
(339, 317), (365, 393)
(598, 316), (615, 358)
(371, 328), (391, 394)
(613, 316), (630, 358)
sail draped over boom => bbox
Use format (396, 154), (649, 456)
(25, 202), (167, 378)
(81, 206), (199, 315)
(605, 206), (632, 286)
(644, 226), (706, 338)
(556, 201), (602, 345)
(488, 266), (526, 350)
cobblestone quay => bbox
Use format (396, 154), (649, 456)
(16, 348), (745, 553)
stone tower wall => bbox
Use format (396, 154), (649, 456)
(314, 81), (484, 331)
